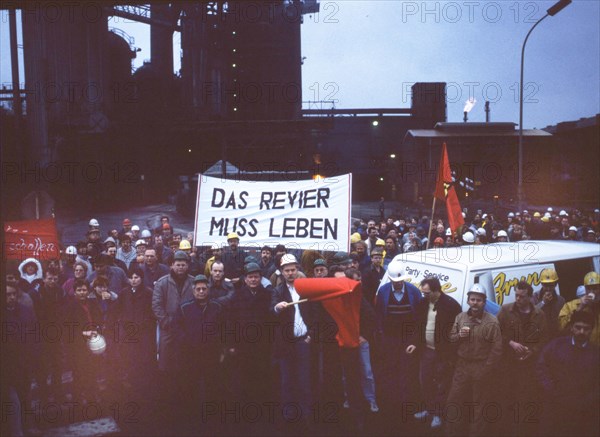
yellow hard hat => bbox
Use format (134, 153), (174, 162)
(350, 233), (362, 244)
(179, 240), (192, 250)
(533, 212), (541, 218)
(584, 271), (600, 286)
(227, 232), (239, 240)
(375, 238), (385, 246)
(540, 268), (559, 284)
(541, 216), (549, 223)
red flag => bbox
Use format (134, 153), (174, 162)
(295, 277), (362, 348)
(4, 219), (60, 261)
(295, 277), (358, 302)
(434, 143), (464, 232)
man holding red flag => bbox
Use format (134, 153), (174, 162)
(434, 143), (465, 235)
(272, 254), (317, 428)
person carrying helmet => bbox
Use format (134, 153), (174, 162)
(558, 272), (600, 345)
(445, 283), (503, 437)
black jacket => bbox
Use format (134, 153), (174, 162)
(410, 293), (462, 360)
(271, 281), (317, 357)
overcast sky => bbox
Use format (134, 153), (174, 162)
(1, 1), (598, 128)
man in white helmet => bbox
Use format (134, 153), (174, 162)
(374, 263), (423, 407)
(446, 283), (503, 437)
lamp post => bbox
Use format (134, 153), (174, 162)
(518, 0), (571, 211)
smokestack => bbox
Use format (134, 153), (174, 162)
(463, 111), (468, 123)
(485, 101), (490, 122)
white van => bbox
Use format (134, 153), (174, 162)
(379, 241), (600, 313)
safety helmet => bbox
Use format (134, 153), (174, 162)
(141, 229), (152, 238)
(540, 268), (559, 284)
(131, 225), (140, 231)
(559, 210), (568, 217)
(583, 271), (600, 286)
(227, 232), (239, 241)
(179, 240), (192, 250)
(476, 228), (486, 236)
(533, 212), (541, 218)
(87, 334), (107, 355)
(462, 232), (475, 243)
(467, 283), (487, 297)
(375, 238), (385, 246)
(387, 262), (409, 282)
(135, 239), (146, 247)
(445, 228), (452, 236)
(66, 245), (77, 255)
(497, 230), (508, 238)
(280, 254), (298, 267)
(508, 212), (515, 218)
(350, 233), (362, 244)
(89, 218), (99, 227)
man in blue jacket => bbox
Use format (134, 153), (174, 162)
(375, 264), (422, 412)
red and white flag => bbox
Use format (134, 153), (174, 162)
(4, 219), (60, 260)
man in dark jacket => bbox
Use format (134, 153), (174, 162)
(117, 267), (157, 392)
(406, 277), (461, 429)
(361, 250), (385, 305)
(30, 267), (69, 401)
(497, 281), (548, 435)
(272, 254), (317, 424)
(536, 310), (599, 437)
(226, 263), (274, 406)
(180, 274), (224, 433)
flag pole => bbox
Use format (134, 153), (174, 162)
(426, 196), (437, 249)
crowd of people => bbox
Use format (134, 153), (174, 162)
(2, 208), (599, 436)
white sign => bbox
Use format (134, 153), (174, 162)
(193, 174), (352, 251)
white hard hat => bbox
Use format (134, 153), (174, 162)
(445, 228), (452, 236)
(508, 212), (515, 218)
(559, 210), (568, 217)
(497, 230), (508, 238)
(568, 226), (577, 232)
(547, 207), (553, 212)
(467, 283), (487, 297)
(280, 254), (298, 267)
(476, 228), (486, 236)
(87, 334), (107, 355)
(89, 218), (99, 227)
(595, 209), (600, 213)
(462, 232), (475, 243)
(482, 214), (488, 219)
(210, 242), (221, 251)
(387, 262), (410, 282)
(141, 229), (152, 238)
(66, 245), (77, 255)
(462, 212), (466, 218)
(131, 225), (140, 231)
(576, 285), (586, 298)
(523, 210), (529, 214)
(135, 239), (147, 247)
(544, 212), (551, 218)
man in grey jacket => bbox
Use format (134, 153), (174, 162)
(152, 250), (195, 433)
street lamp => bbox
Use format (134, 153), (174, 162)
(518, 0), (571, 211)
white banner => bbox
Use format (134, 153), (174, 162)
(193, 174), (352, 251)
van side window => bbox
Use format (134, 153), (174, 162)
(554, 257), (594, 302)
